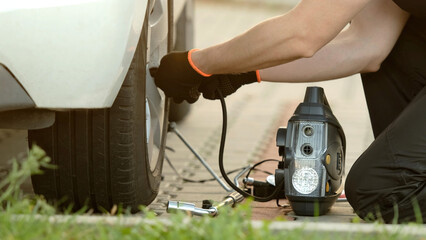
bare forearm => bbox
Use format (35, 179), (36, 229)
(192, 13), (306, 74)
(260, 0), (409, 83)
(259, 29), (367, 83)
(191, 0), (369, 75)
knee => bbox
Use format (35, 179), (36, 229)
(344, 164), (378, 220)
(345, 166), (426, 223)
(344, 171), (378, 221)
(344, 168), (361, 213)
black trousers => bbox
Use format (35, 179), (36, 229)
(345, 20), (426, 223)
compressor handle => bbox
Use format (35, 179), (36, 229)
(303, 87), (330, 106)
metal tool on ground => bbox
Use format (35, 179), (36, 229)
(167, 191), (244, 217)
(168, 122), (233, 192)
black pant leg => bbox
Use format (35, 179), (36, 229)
(345, 87), (426, 223)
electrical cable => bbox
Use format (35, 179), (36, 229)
(244, 159), (279, 180)
(251, 169), (274, 176)
(243, 159), (278, 189)
(217, 90), (285, 202)
(165, 152), (247, 183)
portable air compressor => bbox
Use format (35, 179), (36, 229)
(275, 86), (346, 216)
(166, 86), (346, 217)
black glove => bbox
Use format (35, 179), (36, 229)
(154, 51), (207, 103)
(198, 71), (259, 100)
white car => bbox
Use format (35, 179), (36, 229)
(0, 0), (193, 211)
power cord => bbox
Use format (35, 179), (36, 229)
(164, 152), (247, 183)
(216, 90), (285, 202)
(244, 159), (279, 180)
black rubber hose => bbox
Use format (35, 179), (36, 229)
(217, 90), (284, 202)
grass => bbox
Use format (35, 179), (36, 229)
(0, 145), (424, 240)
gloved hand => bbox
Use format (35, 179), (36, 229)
(154, 50), (210, 103)
(199, 71), (260, 100)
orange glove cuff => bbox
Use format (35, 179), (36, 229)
(188, 49), (212, 77)
(255, 70), (261, 83)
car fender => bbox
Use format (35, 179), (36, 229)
(0, 0), (148, 109)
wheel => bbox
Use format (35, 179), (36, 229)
(28, 5), (165, 212)
(169, 0), (194, 123)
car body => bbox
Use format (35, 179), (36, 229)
(0, 0), (188, 111)
(0, 0), (193, 210)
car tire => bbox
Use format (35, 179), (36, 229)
(28, 7), (163, 212)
